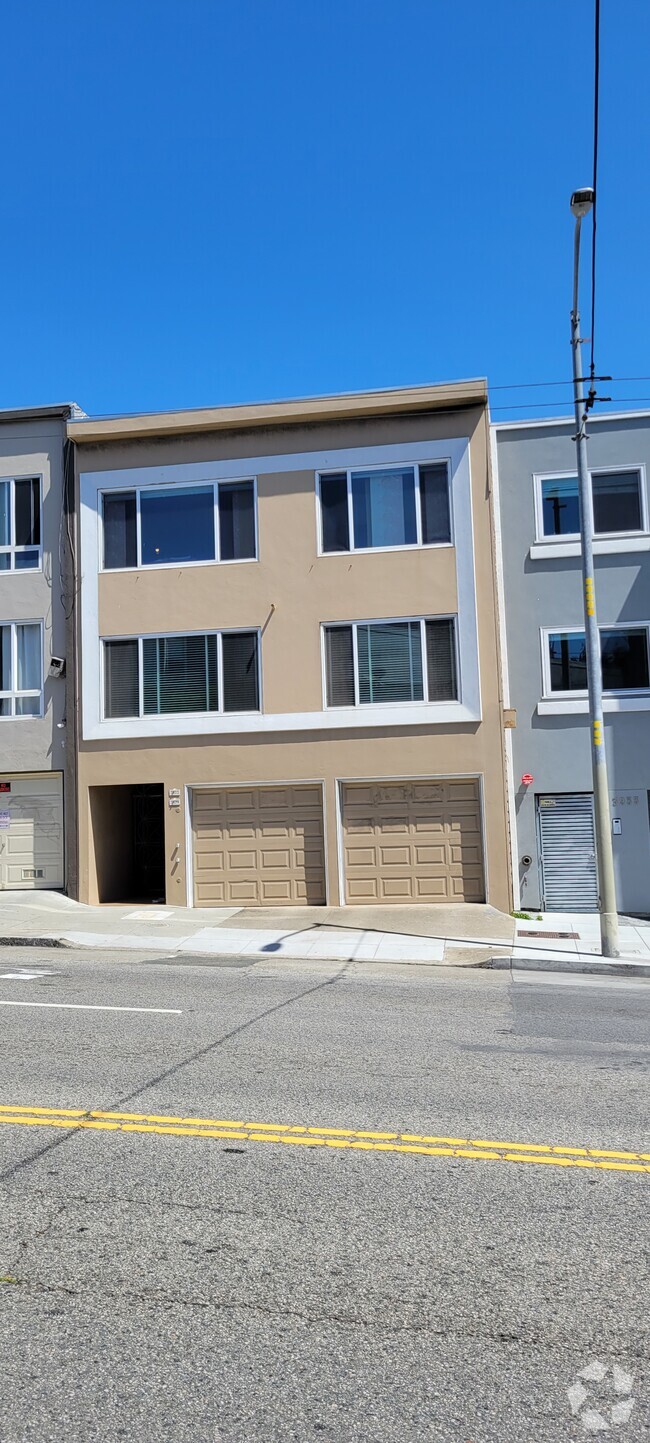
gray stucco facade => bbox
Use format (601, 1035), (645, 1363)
(494, 411), (650, 916)
(0, 406), (79, 889)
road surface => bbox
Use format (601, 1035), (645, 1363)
(0, 947), (647, 1441)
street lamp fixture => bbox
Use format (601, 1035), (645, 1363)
(569, 188), (619, 957)
(570, 187), (595, 219)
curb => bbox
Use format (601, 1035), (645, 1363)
(0, 936), (64, 949)
(487, 955), (650, 978)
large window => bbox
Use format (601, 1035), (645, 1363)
(0, 622), (42, 716)
(103, 630), (260, 718)
(101, 480), (257, 569)
(546, 627), (650, 694)
(319, 462), (451, 553)
(0, 477), (41, 570)
(539, 469), (645, 539)
(324, 617), (457, 707)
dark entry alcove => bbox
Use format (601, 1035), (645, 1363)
(89, 783), (166, 903)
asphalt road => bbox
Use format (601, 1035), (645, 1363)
(0, 947), (648, 1443)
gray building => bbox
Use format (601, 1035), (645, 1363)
(494, 409), (650, 916)
(0, 404), (81, 891)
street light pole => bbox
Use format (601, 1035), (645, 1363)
(570, 187), (619, 958)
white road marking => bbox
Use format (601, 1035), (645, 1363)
(0, 970), (60, 980)
(0, 1000), (182, 1014)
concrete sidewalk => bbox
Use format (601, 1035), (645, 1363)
(1, 893), (649, 973)
(0, 892), (514, 966)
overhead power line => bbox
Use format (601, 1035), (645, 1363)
(590, 0), (601, 385)
(490, 397), (650, 412)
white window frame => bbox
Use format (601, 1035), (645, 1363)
(540, 622), (650, 700)
(0, 619), (44, 718)
(316, 459), (454, 556)
(0, 475), (43, 573)
(321, 614), (460, 710)
(533, 464), (649, 546)
(101, 626), (263, 720)
(99, 476), (259, 572)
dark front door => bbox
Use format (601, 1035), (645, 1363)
(132, 784), (166, 902)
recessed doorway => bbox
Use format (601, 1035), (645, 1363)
(89, 783), (166, 903)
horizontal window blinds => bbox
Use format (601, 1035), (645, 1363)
(425, 619), (457, 700)
(143, 635), (218, 714)
(325, 626), (355, 706)
(104, 639), (139, 718)
(222, 631), (259, 711)
(357, 622), (423, 703)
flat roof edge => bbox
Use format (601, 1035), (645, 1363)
(492, 407), (650, 432)
(0, 402), (84, 424)
(67, 380), (488, 443)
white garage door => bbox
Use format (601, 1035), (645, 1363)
(0, 773), (64, 890)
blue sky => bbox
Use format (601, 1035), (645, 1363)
(2, 0), (648, 420)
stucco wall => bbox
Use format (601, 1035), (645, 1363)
(496, 414), (650, 913)
(0, 417), (68, 773)
(75, 404), (511, 911)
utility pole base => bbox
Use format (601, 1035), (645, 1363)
(600, 912), (620, 959)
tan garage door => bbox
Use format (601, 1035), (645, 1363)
(342, 778), (484, 904)
(193, 784), (326, 906)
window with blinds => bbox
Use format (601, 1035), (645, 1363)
(101, 481), (257, 569)
(324, 617), (458, 707)
(103, 631), (261, 719)
(104, 639), (139, 718)
(143, 635), (218, 714)
(319, 461), (451, 554)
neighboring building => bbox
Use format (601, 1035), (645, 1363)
(0, 404), (81, 891)
(494, 410), (650, 915)
(68, 381), (512, 910)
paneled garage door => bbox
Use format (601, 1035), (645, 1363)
(192, 784), (326, 906)
(342, 778), (484, 904)
(0, 773), (64, 890)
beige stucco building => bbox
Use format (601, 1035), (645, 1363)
(69, 381), (513, 911)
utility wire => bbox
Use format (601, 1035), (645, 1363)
(490, 397), (650, 411)
(489, 376), (650, 392)
(590, 0), (601, 384)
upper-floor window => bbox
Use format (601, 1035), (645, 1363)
(0, 477), (41, 570)
(0, 621), (43, 716)
(537, 468), (646, 540)
(324, 616), (458, 707)
(318, 462), (451, 554)
(545, 626), (650, 695)
(101, 480), (257, 570)
(103, 629), (260, 719)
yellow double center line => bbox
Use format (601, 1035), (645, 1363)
(0, 1104), (649, 1173)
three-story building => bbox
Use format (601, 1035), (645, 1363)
(69, 382), (512, 911)
(0, 403), (80, 891)
(494, 409), (650, 915)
